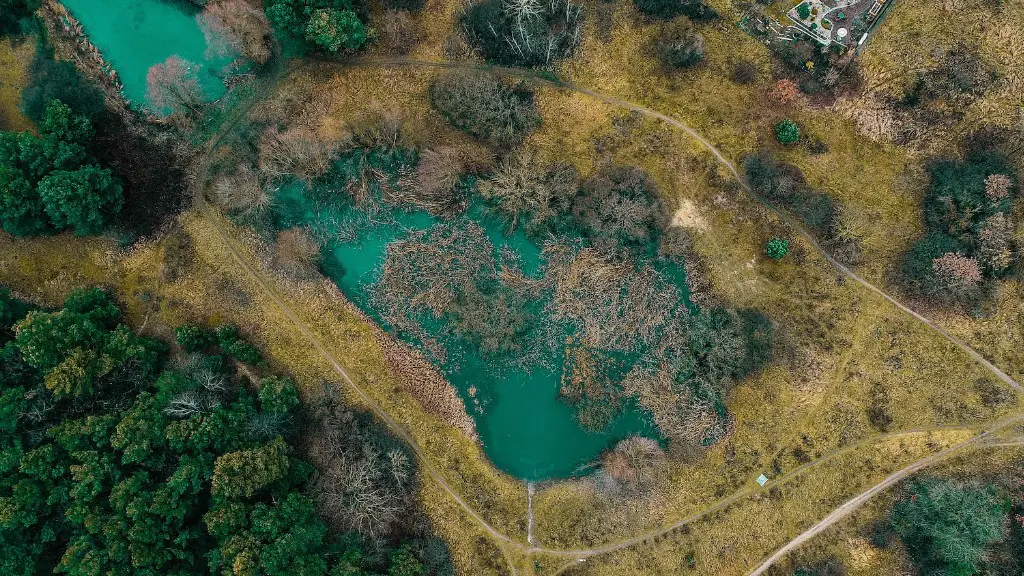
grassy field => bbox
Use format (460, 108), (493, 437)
(0, 37), (34, 132)
(4, 0), (1024, 571)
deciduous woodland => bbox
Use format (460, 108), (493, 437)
(0, 0), (1023, 573)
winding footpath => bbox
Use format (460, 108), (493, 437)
(194, 54), (1024, 575)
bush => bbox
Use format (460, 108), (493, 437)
(216, 324), (263, 364)
(775, 119), (800, 144)
(461, 0), (583, 66)
(480, 150), (578, 236)
(653, 19), (705, 69)
(383, 0), (424, 11)
(731, 60), (759, 84)
(765, 237), (789, 260)
(573, 166), (668, 259)
(429, 71), (540, 149)
(634, 0), (719, 21)
(175, 324), (215, 352)
(901, 150), (1016, 304)
(796, 2), (810, 18)
(891, 478), (1006, 576)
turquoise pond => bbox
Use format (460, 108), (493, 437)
(272, 159), (686, 480)
(61, 0), (229, 109)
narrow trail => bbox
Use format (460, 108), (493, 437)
(191, 54), (1024, 574)
(745, 421), (1020, 576)
(342, 56), (1023, 396)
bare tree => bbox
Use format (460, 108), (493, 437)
(211, 163), (270, 215)
(258, 125), (338, 182)
(146, 56), (203, 116)
(272, 228), (322, 280)
(198, 0), (272, 64)
(480, 149), (578, 233)
(407, 146), (494, 215)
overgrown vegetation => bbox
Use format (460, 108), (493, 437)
(0, 0), (38, 37)
(634, 0), (719, 22)
(744, 151), (862, 264)
(265, 0), (368, 53)
(428, 71), (541, 149)
(651, 18), (705, 70)
(0, 100), (122, 236)
(899, 151), (1017, 307)
(0, 287), (448, 575)
(888, 478), (1007, 576)
(461, 0), (583, 67)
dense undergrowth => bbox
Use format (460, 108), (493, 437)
(212, 69), (776, 482)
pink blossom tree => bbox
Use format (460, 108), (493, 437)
(146, 56), (203, 117)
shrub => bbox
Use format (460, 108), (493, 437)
(411, 146), (494, 215)
(890, 478), (1006, 576)
(769, 78), (801, 104)
(775, 119), (800, 144)
(175, 324), (215, 352)
(216, 324), (263, 364)
(377, 9), (424, 54)
(731, 60), (759, 84)
(573, 166), (668, 259)
(634, 0), (719, 21)
(602, 436), (666, 488)
(984, 173), (1013, 201)
(428, 71), (541, 149)
(901, 231), (968, 298)
(796, 2), (810, 18)
(923, 151), (1013, 241)
(480, 150), (578, 236)
(461, 0), (583, 66)
(198, 0), (272, 64)
(272, 227), (321, 279)
(383, 0), (424, 11)
(652, 19), (705, 69)
(765, 237), (789, 260)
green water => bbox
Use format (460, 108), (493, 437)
(274, 171), (673, 481)
(60, 0), (229, 109)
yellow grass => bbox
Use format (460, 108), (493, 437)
(0, 37), (34, 132)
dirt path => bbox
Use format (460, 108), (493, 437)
(191, 54), (1024, 574)
(341, 56), (1022, 396)
(745, 421), (1019, 576)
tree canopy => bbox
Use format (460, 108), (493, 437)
(891, 478), (1007, 576)
(0, 287), (442, 576)
(265, 0), (367, 53)
(0, 100), (123, 236)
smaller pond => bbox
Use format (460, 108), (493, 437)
(61, 0), (229, 109)
(270, 150), (692, 481)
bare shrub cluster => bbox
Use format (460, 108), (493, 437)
(480, 150), (579, 235)
(306, 388), (417, 540)
(259, 125), (339, 182)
